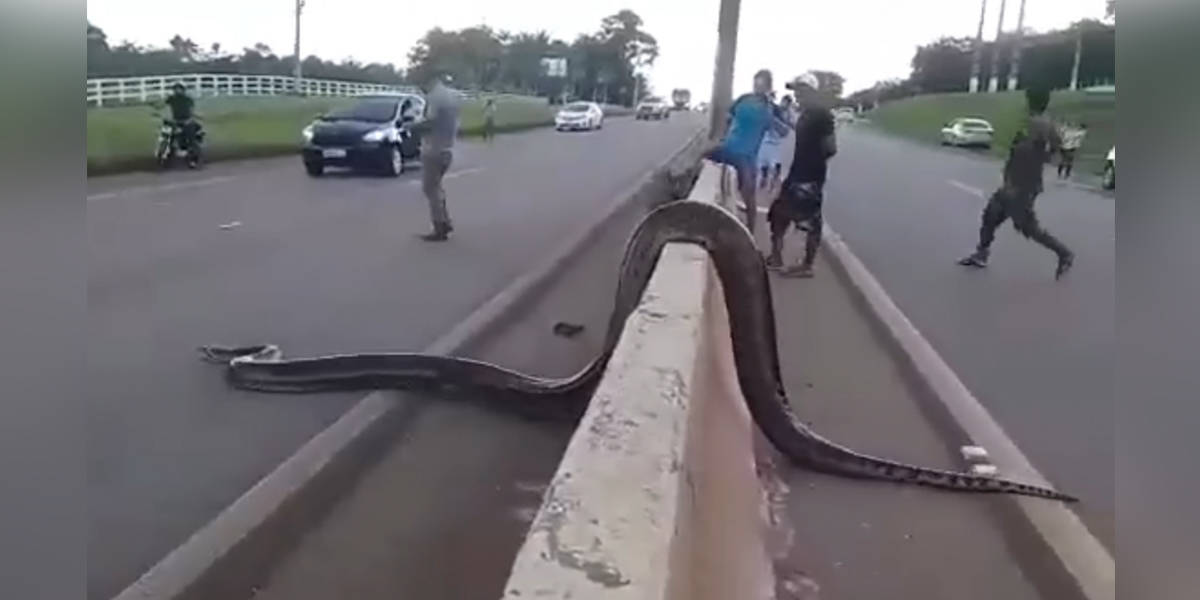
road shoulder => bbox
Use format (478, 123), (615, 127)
(758, 252), (1043, 599)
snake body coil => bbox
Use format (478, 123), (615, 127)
(202, 200), (1076, 502)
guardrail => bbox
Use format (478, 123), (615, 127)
(86, 73), (419, 107)
(86, 73), (548, 107)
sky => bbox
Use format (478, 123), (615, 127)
(87, 0), (1107, 97)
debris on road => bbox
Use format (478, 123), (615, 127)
(552, 321), (585, 338)
(219, 220), (242, 230)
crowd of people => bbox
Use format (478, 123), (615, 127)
(705, 69), (1076, 281)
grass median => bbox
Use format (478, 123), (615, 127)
(86, 95), (559, 175)
(866, 90), (1114, 177)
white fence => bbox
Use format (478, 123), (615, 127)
(87, 73), (421, 107)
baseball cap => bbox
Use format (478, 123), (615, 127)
(785, 72), (820, 91)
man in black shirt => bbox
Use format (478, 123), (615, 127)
(765, 73), (836, 279)
(958, 88), (1074, 279)
(162, 82), (201, 149)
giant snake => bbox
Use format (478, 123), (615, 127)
(201, 200), (1076, 502)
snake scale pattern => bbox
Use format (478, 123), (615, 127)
(202, 200), (1076, 502)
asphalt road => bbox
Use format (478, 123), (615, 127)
(807, 125), (1114, 548)
(85, 113), (702, 599)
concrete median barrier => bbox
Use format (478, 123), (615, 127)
(501, 163), (775, 599)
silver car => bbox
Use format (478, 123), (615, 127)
(940, 117), (995, 148)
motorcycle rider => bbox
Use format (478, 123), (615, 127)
(162, 82), (202, 155)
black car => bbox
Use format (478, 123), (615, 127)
(301, 95), (424, 177)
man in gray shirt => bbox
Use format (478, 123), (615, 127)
(412, 73), (461, 241)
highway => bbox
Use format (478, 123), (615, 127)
(818, 125), (1114, 548)
(85, 113), (703, 599)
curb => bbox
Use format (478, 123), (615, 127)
(819, 223), (1114, 600)
(110, 125), (708, 600)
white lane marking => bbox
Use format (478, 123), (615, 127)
(948, 179), (986, 198)
(406, 167), (486, 186)
(87, 175), (237, 202)
(218, 221), (242, 230)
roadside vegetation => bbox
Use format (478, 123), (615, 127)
(867, 90), (1114, 176)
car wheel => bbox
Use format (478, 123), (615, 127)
(304, 161), (324, 177)
(1102, 163), (1115, 190)
(384, 146), (403, 177)
(597, 118), (603, 130)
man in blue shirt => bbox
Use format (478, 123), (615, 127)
(705, 69), (789, 233)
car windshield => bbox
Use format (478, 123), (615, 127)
(563, 103), (591, 113)
(960, 120), (991, 130)
(323, 99), (399, 123)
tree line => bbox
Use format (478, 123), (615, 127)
(87, 10), (659, 106)
(846, 17), (1115, 109)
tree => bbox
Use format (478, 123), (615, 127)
(909, 36), (974, 93)
(1105, 0), (1115, 20)
(809, 70), (845, 98)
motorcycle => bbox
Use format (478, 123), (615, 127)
(155, 116), (205, 169)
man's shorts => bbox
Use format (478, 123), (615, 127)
(767, 180), (824, 231)
(706, 144), (757, 189)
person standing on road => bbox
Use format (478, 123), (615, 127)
(765, 73), (836, 279)
(411, 73), (461, 242)
(704, 69), (789, 233)
(757, 94), (792, 192)
(958, 87), (1074, 279)
(482, 98), (497, 142)
(1057, 121), (1087, 179)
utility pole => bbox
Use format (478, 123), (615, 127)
(1069, 28), (1083, 90)
(987, 0), (1008, 92)
(709, 0), (741, 139)
(1007, 0), (1027, 91)
(293, 0), (305, 95)
(969, 0), (988, 93)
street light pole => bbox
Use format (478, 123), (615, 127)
(293, 0), (305, 95)
(969, 0), (988, 93)
(987, 0), (1008, 92)
(709, 0), (741, 139)
(1007, 0), (1027, 91)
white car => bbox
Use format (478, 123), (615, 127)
(940, 117), (995, 148)
(833, 107), (856, 124)
(1102, 146), (1115, 190)
(635, 98), (671, 120)
(555, 102), (604, 131)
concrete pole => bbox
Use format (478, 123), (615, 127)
(988, 0), (1008, 92)
(969, 0), (988, 93)
(1007, 0), (1027, 90)
(709, 0), (741, 139)
(293, 0), (304, 94)
(1069, 28), (1083, 90)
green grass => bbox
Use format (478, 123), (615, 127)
(867, 91), (1115, 176)
(87, 95), (558, 175)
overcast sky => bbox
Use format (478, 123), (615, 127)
(87, 0), (1106, 96)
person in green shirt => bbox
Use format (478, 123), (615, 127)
(161, 82), (202, 150)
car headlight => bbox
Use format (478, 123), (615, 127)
(302, 125), (314, 141)
(362, 128), (390, 142)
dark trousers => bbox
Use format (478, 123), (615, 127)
(975, 187), (1070, 258)
(1058, 149), (1077, 178)
(768, 181), (824, 266)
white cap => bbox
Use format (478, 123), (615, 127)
(785, 72), (820, 91)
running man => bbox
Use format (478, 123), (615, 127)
(765, 73), (836, 279)
(958, 88), (1074, 279)
(705, 69), (790, 232)
(411, 73), (461, 242)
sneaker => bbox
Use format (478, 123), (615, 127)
(419, 223), (452, 242)
(781, 263), (815, 279)
(764, 254), (783, 271)
(1055, 252), (1074, 280)
(958, 253), (988, 268)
